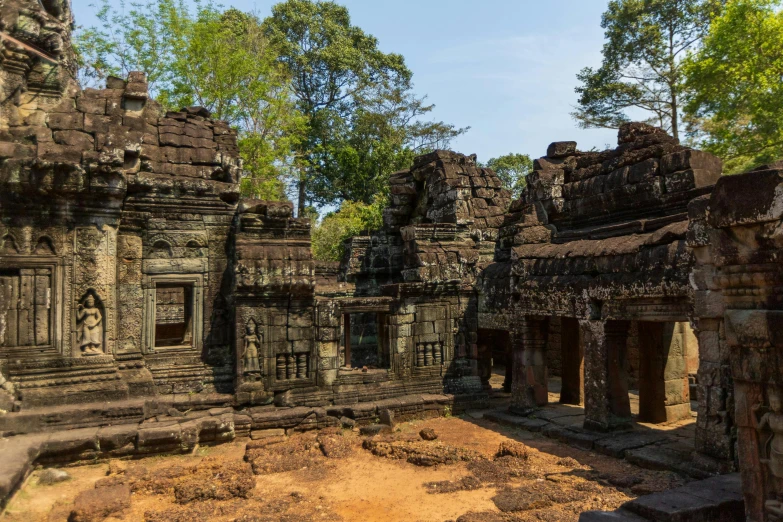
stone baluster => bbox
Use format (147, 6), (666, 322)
(286, 354), (294, 380)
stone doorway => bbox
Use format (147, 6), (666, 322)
(477, 328), (511, 392)
(341, 312), (388, 369)
(633, 321), (695, 424)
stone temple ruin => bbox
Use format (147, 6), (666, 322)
(1, 1), (783, 520)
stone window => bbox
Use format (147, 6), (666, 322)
(341, 312), (389, 369)
(142, 274), (203, 354)
(0, 263), (56, 353)
(154, 284), (193, 348)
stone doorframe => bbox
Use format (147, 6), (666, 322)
(335, 297), (395, 372)
(0, 255), (64, 357)
(141, 273), (204, 355)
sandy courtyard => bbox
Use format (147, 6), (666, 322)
(2, 414), (690, 522)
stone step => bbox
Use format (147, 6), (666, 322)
(623, 473), (743, 521)
(483, 410), (549, 432)
(579, 509), (648, 521)
(625, 444), (710, 479)
(580, 473), (743, 521)
(483, 408), (711, 480)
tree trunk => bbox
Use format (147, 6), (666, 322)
(670, 85), (679, 142)
(297, 174), (306, 218)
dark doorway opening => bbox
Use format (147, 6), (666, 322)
(635, 321), (695, 424)
(342, 312), (388, 369)
(155, 284), (193, 348)
(559, 317), (584, 405)
(478, 328), (512, 392)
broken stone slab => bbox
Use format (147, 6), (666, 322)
(250, 429), (285, 440)
(38, 427), (100, 462)
(548, 426), (609, 451)
(0, 433), (47, 502)
(250, 406), (318, 430)
(670, 473), (743, 506)
(593, 431), (667, 459)
(529, 407), (582, 422)
(70, 484), (131, 522)
(97, 425), (138, 453)
(136, 424), (183, 454)
(339, 417), (356, 429)
(625, 445), (710, 479)
(359, 424), (392, 437)
(419, 428), (438, 441)
(578, 509), (649, 521)
(379, 409), (395, 427)
(464, 409), (486, 420)
(624, 474), (744, 522)
(547, 141), (577, 158)
(483, 410), (549, 432)
(37, 468), (70, 485)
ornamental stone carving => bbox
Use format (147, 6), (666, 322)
(76, 293), (103, 356)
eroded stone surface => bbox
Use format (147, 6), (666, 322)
(0, 2), (777, 520)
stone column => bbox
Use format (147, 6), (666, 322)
(581, 319), (632, 431)
(693, 316), (734, 465)
(510, 316), (549, 415)
(560, 317), (584, 405)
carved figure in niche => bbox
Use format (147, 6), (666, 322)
(77, 294), (103, 355)
(243, 323), (261, 374)
(753, 386), (783, 519)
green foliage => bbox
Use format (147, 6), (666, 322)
(75, 0), (191, 93)
(573, 0), (724, 140)
(75, 0), (465, 208)
(264, 0), (466, 212)
(683, 0), (783, 172)
(486, 153), (533, 199)
(311, 196), (386, 261)
(74, 1), (305, 200)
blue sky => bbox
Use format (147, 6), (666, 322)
(70, 0), (618, 164)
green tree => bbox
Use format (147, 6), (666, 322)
(311, 196), (386, 261)
(264, 0), (465, 213)
(683, 0), (783, 172)
(486, 153), (533, 199)
(573, 0), (724, 140)
(312, 86), (466, 205)
(75, 1), (305, 199)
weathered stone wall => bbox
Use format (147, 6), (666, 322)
(340, 151), (510, 401)
(480, 123), (722, 445)
(688, 163), (783, 519)
(0, 0), (244, 407)
(1, 5), (774, 518)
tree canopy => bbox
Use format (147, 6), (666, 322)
(75, 0), (305, 199)
(263, 0), (466, 213)
(573, 0), (724, 140)
(311, 196), (386, 262)
(683, 0), (783, 172)
(485, 153), (533, 200)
